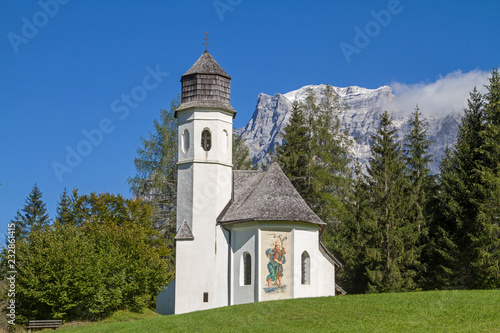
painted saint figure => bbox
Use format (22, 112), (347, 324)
(266, 240), (286, 289)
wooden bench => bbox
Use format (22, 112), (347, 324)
(27, 320), (62, 332)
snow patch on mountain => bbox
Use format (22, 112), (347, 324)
(236, 84), (462, 174)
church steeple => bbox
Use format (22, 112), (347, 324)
(174, 48), (235, 314)
(176, 51), (235, 116)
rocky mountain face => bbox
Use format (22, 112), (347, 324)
(236, 84), (461, 174)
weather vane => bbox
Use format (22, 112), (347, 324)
(203, 32), (210, 51)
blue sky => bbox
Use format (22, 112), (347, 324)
(1, 0), (499, 237)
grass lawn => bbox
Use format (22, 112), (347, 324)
(54, 290), (500, 332)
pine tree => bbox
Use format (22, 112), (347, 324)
(474, 69), (500, 288)
(128, 96), (180, 239)
(365, 111), (416, 292)
(332, 161), (372, 293)
(425, 146), (460, 289)
(311, 85), (353, 222)
(55, 188), (72, 225)
(435, 87), (485, 288)
(15, 184), (50, 240)
(276, 87), (353, 222)
(403, 106), (433, 285)
(276, 100), (312, 199)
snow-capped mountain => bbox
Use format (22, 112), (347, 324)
(236, 84), (461, 174)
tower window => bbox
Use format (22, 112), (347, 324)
(182, 129), (190, 153)
(301, 251), (310, 285)
(222, 129), (229, 153)
(201, 129), (211, 151)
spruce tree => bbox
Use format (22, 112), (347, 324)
(276, 87), (353, 224)
(365, 111), (416, 292)
(55, 188), (72, 225)
(474, 69), (500, 288)
(403, 106), (433, 285)
(332, 161), (372, 293)
(425, 146), (460, 289)
(436, 87), (485, 288)
(276, 100), (312, 199)
(15, 184), (50, 240)
(312, 85), (353, 222)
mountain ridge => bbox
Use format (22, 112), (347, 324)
(236, 84), (461, 174)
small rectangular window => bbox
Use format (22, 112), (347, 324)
(243, 252), (251, 285)
(203, 292), (209, 303)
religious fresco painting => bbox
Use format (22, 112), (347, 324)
(261, 231), (291, 300)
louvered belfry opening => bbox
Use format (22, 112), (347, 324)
(181, 73), (231, 104)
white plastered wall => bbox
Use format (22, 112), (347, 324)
(292, 226), (335, 298)
(230, 223), (258, 305)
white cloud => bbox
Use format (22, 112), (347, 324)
(383, 69), (491, 117)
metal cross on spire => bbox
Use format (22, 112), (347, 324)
(203, 32), (210, 51)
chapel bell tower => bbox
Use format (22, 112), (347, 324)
(173, 49), (235, 314)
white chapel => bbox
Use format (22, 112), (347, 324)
(156, 50), (343, 315)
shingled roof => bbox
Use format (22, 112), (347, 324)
(218, 163), (325, 225)
(182, 50), (231, 79)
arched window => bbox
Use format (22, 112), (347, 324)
(301, 251), (310, 285)
(243, 252), (251, 286)
(182, 129), (190, 153)
(201, 129), (211, 151)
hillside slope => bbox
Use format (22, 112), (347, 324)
(57, 290), (500, 332)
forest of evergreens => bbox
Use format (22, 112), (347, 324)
(276, 69), (500, 293)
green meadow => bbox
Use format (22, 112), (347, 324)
(51, 290), (500, 332)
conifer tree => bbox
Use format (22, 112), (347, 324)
(312, 85), (353, 222)
(232, 134), (254, 170)
(474, 69), (500, 288)
(15, 184), (50, 240)
(435, 87), (485, 288)
(276, 87), (353, 223)
(276, 100), (312, 199)
(332, 161), (372, 293)
(403, 106), (433, 284)
(128, 96), (180, 239)
(425, 146), (461, 289)
(55, 188), (72, 225)
(365, 111), (416, 292)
